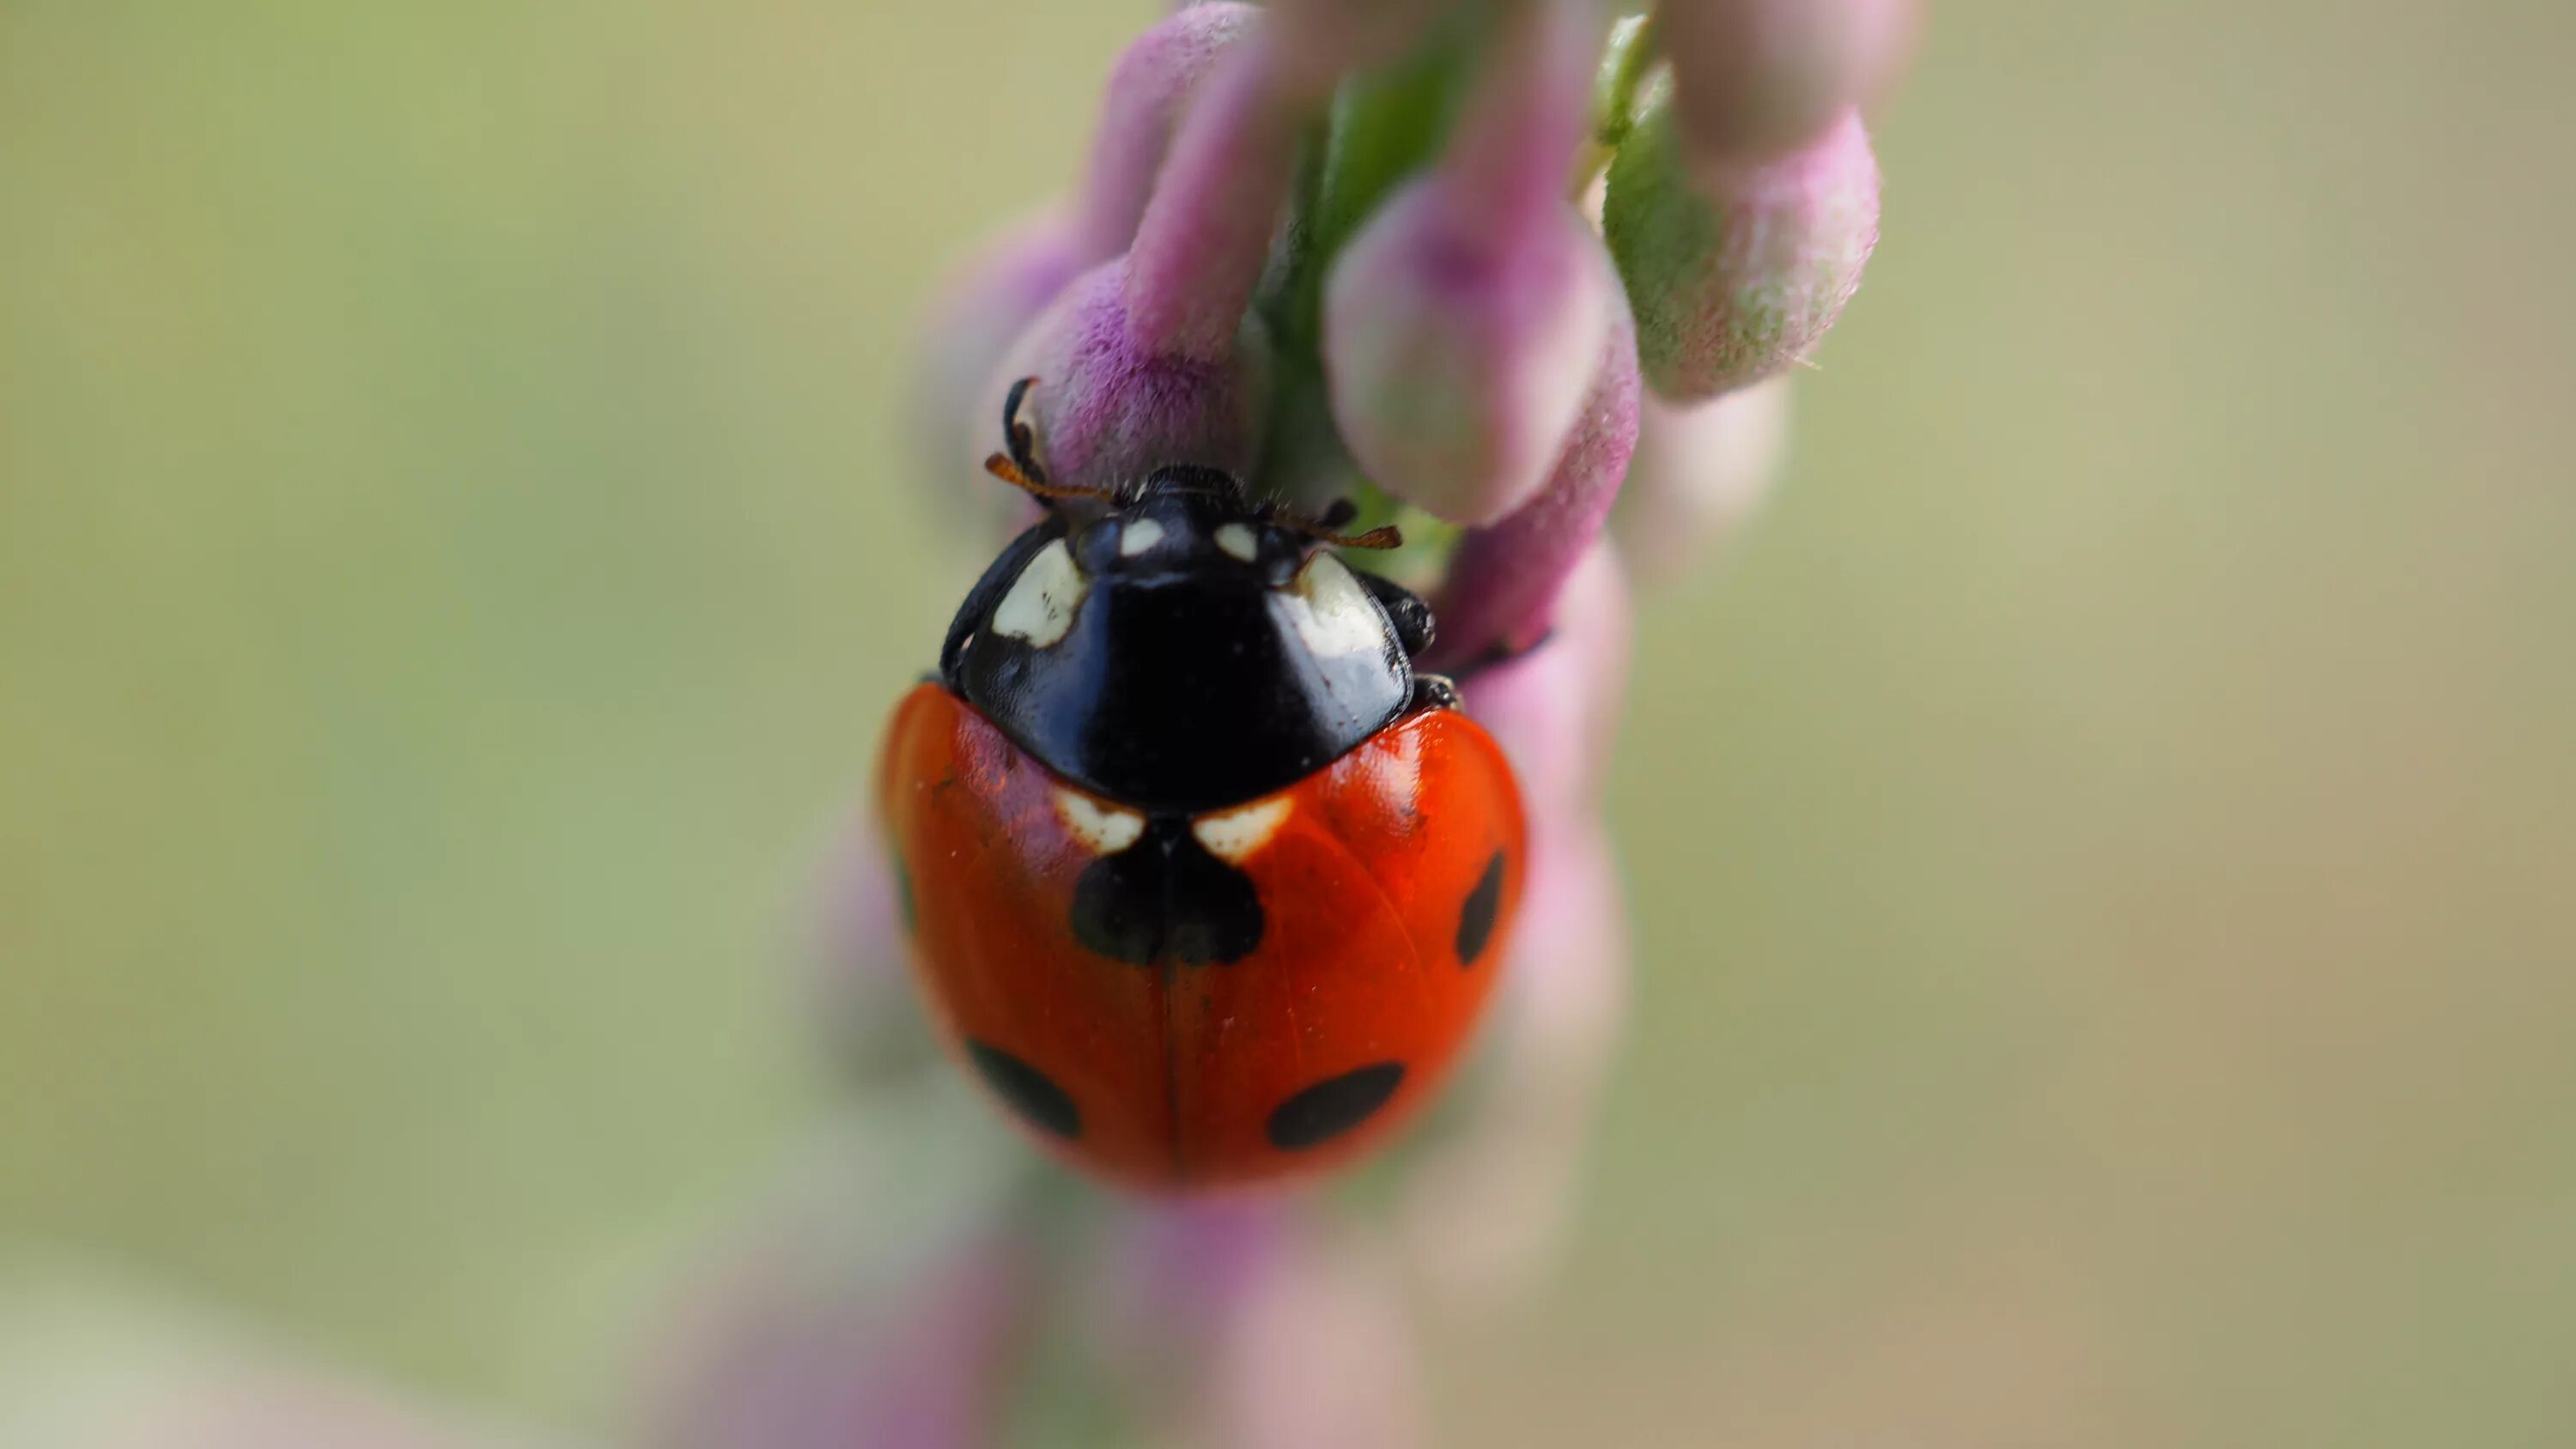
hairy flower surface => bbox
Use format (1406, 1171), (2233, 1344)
(1606, 100), (1880, 399)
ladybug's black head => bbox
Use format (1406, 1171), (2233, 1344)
(938, 385), (1437, 817)
(1060, 465), (1293, 579)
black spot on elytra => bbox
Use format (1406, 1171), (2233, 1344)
(1455, 850), (1505, 967)
(1069, 818), (1263, 966)
(1267, 1061), (1406, 1150)
(965, 1040), (1081, 1140)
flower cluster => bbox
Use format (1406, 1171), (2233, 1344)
(666, 0), (1910, 1443)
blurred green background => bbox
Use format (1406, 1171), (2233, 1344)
(4, 1), (2572, 1444)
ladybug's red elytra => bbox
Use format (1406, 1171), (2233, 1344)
(878, 379), (1526, 1191)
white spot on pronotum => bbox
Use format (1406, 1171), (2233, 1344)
(1192, 796), (1293, 863)
(1054, 788), (1145, 856)
(1281, 551), (1387, 659)
(991, 539), (1087, 648)
(1119, 518), (1166, 557)
(1214, 523), (1260, 562)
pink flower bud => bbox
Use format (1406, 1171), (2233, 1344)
(910, 6), (1256, 510)
(1321, 0), (1613, 525)
(1123, 24), (1315, 363)
(1325, 191), (1617, 524)
(993, 261), (1273, 494)
(1603, 102), (1880, 400)
(1072, 4), (1261, 259)
(1657, 0), (1920, 162)
(1612, 373), (1795, 582)
(1420, 290), (1641, 670)
(972, 18), (1317, 494)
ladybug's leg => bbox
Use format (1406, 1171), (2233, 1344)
(1355, 569), (1436, 659)
(1410, 673), (1462, 711)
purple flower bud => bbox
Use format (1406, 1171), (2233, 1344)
(993, 261), (1273, 493)
(1657, 0), (1920, 162)
(910, 7), (1256, 505)
(1419, 288), (1641, 670)
(1321, 0), (1614, 525)
(1325, 193), (1617, 525)
(1603, 102), (1880, 400)
(1123, 24), (1315, 364)
(1072, 4), (1261, 260)
(1612, 373), (1795, 582)
(962, 16), (1334, 495)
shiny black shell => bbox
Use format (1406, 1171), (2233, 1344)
(940, 469), (1429, 816)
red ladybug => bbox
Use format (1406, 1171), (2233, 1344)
(878, 380), (1526, 1191)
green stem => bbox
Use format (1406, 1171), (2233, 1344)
(1571, 10), (1660, 195)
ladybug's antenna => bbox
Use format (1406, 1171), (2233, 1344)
(984, 378), (1116, 505)
(1263, 495), (1405, 551)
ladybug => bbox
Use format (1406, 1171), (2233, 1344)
(878, 379), (1526, 1191)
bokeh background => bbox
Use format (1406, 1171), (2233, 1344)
(5, 1), (2572, 1445)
